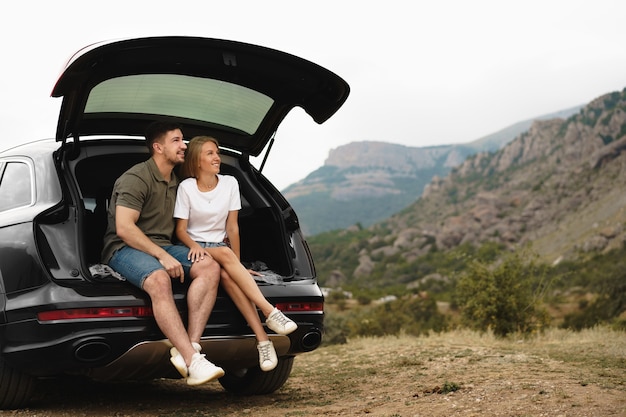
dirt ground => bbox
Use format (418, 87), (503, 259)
(3, 328), (625, 417)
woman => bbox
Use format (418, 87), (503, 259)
(174, 136), (297, 372)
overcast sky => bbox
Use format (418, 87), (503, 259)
(2, 0), (625, 189)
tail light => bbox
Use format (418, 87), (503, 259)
(37, 307), (154, 321)
(274, 302), (323, 312)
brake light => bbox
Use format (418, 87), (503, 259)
(37, 307), (154, 321)
(274, 302), (323, 312)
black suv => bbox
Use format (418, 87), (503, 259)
(0, 37), (349, 409)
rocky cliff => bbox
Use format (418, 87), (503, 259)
(283, 107), (582, 236)
(373, 89), (626, 267)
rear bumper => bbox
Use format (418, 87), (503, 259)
(1, 307), (323, 380)
(85, 335), (294, 381)
(2, 319), (323, 380)
(1, 281), (324, 379)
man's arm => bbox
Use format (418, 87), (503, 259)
(116, 205), (185, 281)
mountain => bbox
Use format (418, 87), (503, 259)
(309, 88), (626, 286)
(283, 106), (582, 236)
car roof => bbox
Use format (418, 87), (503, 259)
(51, 36), (350, 156)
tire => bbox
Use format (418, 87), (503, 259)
(0, 356), (36, 410)
(219, 356), (294, 395)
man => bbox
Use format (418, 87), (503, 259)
(102, 121), (224, 385)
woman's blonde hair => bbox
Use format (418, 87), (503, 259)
(180, 135), (220, 179)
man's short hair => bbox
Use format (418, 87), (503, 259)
(145, 121), (183, 153)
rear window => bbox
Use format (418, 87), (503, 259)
(85, 74), (274, 135)
(0, 161), (33, 212)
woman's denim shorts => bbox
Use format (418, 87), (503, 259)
(197, 241), (227, 248)
(108, 245), (192, 289)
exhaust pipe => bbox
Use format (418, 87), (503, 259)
(73, 338), (111, 362)
(300, 329), (322, 351)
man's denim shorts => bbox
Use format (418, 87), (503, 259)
(108, 245), (192, 289)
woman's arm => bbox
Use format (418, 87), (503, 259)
(175, 218), (206, 262)
(224, 210), (260, 276)
(224, 210), (240, 259)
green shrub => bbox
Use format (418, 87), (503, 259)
(322, 312), (348, 346)
(557, 244), (626, 330)
(346, 295), (447, 337)
(454, 249), (551, 337)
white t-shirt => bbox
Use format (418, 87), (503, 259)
(174, 174), (241, 243)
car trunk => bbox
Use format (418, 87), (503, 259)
(65, 140), (298, 283)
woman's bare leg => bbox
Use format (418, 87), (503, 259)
(220, 269), (278, 371)
(206, 247), (275, 317)
(220, 269), (269, 342)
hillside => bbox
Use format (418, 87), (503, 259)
(309, 88), (626, 287)
(387, 89), (626, 264)
(284, 106), (582, 236)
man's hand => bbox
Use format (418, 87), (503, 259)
(158, 252), (185, 283)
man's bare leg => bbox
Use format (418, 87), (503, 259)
(142, 269), (199, 364)
(186, 257), (221, 346)
(143, 256), (220, 366)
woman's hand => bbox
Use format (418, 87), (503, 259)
(187, 244), (210, 263)
(247, 268), (262, 276)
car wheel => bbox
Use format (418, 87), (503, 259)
(0, 356), (36, 409)
(219, 356), (294, 395)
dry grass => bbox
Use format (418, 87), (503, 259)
(10, 327), (626, 417)
(282, 327), (625, 416)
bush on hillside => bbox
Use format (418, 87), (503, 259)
(345, 294), (447, 338)
(559, 245), (626, 330)
(453, 249), (552, 337)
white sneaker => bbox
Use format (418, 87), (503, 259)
(266, 307), (298, 335)
(187, 352), (225, 386)
(170, 342), (202, 378)
(257, 340), (278, 372)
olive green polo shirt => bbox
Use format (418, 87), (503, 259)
(101, 157), (179, 263)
